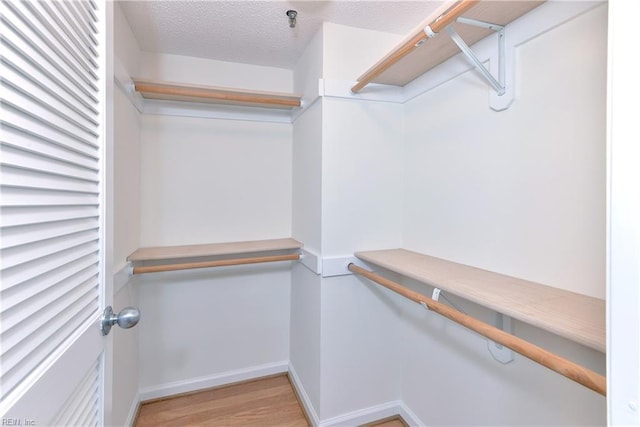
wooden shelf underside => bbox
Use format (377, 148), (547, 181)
(366, 1), (545, 88)
(355, 248), (605, 353)
(133, 79), (302, 109)
(128, 238), (303, 262)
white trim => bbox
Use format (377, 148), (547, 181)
(135, 361), (428, 427)
(113, 58), (144, 113)
(397, 402), (426, 427)
(321, 79), (405, 104)
(141, 99), (293, 124)
(138, 361), (288, 402)
(317, 401), (426, 427)
(320, 401), (401, 427)
(113, 262), (134, 295)
(124, 393), (140, 427)
(300, 247), (322, 275)
(288, 363), (320, 427)
(321, 256), (372, 278)
(607, 0), (640, 423)
(291, 94), (321, 124)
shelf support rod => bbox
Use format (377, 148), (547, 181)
(444, 18), (505, 96)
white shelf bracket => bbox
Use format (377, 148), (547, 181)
(445, 17), (514, 111)
(420, 288), (514, 364)
(488, 313), (515, 364)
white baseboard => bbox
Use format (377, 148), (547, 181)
(320, 401), (425, 427)
(138, 360), (289, 402)
(288, 362), (426, 427)
(288, 363), (320, 427)
(397, 402), (426, 427)
(136, 361), (425, 427)
(320, 400), (401, 427)
(124, 393), (140, 427)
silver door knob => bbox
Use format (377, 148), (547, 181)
(101, 306), (140, 336)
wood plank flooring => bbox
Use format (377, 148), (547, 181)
(367, 417), (408, 427)
(135, 374), (408, 427)
(135, 375), (308, 427)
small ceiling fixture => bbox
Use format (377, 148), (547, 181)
(286, 10), (297, 28)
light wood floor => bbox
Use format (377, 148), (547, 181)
(367, 417), (407, 427)
(135, 375), (308, 427)
(134, 374), (406, 427)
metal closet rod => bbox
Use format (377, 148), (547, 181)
(347, 263), (607, 396)
(351, 0), (479, 94)
(132, 253), (301, 275)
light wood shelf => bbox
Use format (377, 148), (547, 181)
(355, 248), (605, 353)
(133, 79), (302, 109)
(128, 238), (303, 262)
(353, 0), (545, 92)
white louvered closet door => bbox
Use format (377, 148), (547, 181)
(0, 0), (111, 425)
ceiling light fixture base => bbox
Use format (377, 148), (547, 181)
(286, 10), (297, 28)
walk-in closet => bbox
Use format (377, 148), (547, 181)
(1, 1), (638, 426)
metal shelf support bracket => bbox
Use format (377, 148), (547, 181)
(444, 17), (514, 111)
(446, 18), (505, 96)
(488, 313), (516, 364)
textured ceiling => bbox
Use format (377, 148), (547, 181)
(118, 1), (442, 69)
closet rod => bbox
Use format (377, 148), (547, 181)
(132, 253), (301, 275)
(134, 81), (302, 108)
(348, 263), (607, 396)
(351, 0), (478, 94)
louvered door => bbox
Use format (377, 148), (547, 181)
(0, 0), (111, 424)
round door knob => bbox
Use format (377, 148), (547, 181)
(116, 307), (140, 329)
(101, 306), (140, 336)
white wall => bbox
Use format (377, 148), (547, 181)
(290, 27), (324, 422)
(403, 4), (607, 300)
(607, 1), (640, 422)
(400, 4), (607, 425)
(113, 81), (141, 268)
(290, 264), (322, 418)
(112, 2), (610, 425)
(316, 23), (406, 421)
(113, 1), (141, 269)
(134, 52), (295, 400)
(137, 53), (293, 248)
(319, 275), (403, 420)
(292, 101), (322, 253)
(321, 97), (404, 257)
(322, 22), (400, 81)
(112, 280), (140, 426)
(112, 3), (142, 426)
(398, 282), (605, 426)
(138, 52), (293, 93)
(317, 96), (404, 419)
(136, 264), (291, 394)
(294, 26), (324, 107)
(139, 114), (292, 246)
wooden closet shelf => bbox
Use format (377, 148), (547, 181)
(355, 248), (605, 353)
(128, 238), (303, 262)
(352, 0), (545, 92)
(133, 79), (302, 109)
